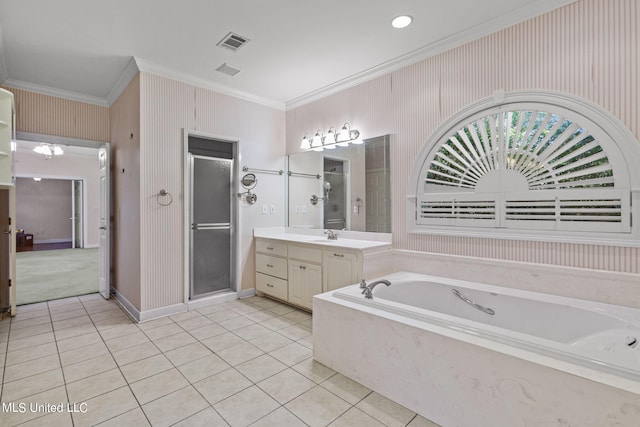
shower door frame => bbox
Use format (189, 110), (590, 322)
(183, 130), (240, 303)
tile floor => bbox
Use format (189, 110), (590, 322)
(0, 294), (440, 427)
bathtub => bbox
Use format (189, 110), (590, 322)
(313, 271), (640, 427)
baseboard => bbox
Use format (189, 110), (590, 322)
(238, 288), (256, 299)
(112, 289), (141, 322)
(139, 303), (188, 322)
(187, 291), (238, 311)
(34, 238), (72, 244)
(83, 244), (99, 249)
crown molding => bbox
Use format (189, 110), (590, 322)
(3, 78), (109, 107)
(285, 0), (579, 110)
(106, 57), (140, 105)
(134, 57), (285, 111)
(0, 25), (8, 83)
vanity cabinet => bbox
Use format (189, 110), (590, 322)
(255, 237), (366, 311)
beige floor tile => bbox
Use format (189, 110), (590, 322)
(105, 330), (150, 352)
(93, 314), (134, 330)
(130, 368), (190, 405)
(265, 304), (296, 316)
(164, 342), (213, 366)
(172, 407), (229, 427)
(217, 342), (264, 366)
(193, 368), (252, 405)
(249, 407), (307, 427)
(55, 331), (102, 352)
(79, 293), (103, 302)
(321, 373), (371, 405)
(120, 354), (174, 383)
(143, 323), (183, 340)
(407, 415), (442, 427)
(169, 310), (202, 322)
(297, 334), (313, 349)
(4, 354), (61, 382)
(2, 368), (64, 401)
(195, 303), (230, 315)
(328, 407), (386, 427)
(152, 331), (197, 352)
(142, 386), (209, 427)
(53, 315), (92, 331)
(66, 368), (127, 402)
(48, 296), (81, 307)
(188, 323), (227, 341)
(285, 386), (351, 427)
(200, 332), (244, 352)
(261, 316), (298, 331)
(89, 308), (130, 323)
(8, 322), (53, 340)
(5, 341), (58, 366)
(258, 368), (315, 404)
(54, 323), (97, 341)
(175, 315), (214, 331)
(9, 314), (51, 330)
(249, 331), (293, 353)
(178, 353), (230, 383)
(62, 353), (117, 383)
(0, 385), (68, 426)
(0, 330), (8, 345)
(292, 358), (336, 383)
(72, 386), (139, 426)
(223, 300), (260, 315)
(268, 342), (312, 366)
(217, 316), (255, 331)
(235, 354), (287, 383)
(14, 306), (49, 319)
(18, 411), (73, 427)
(95, 407), (151, 427)
(59, 341), (110, 366)
(7, 331), (55, 352)
(355, 392), (416, 427)
(49, 308), (88, 322)
(82, 300), (121, 314)
(213, 386), (279, 427)
(233, 323), (272, 341)
(300, 318), (313, 329)
(97, 322), (140, 341)
(206, 309), (240, 323)
(137, 316), (174, 331)
(112, 342), (161, 366)
(242, 309), (277, 323)
(281, 310), (312, 323)
(277, 324), (311, 341)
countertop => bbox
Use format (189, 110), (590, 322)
(254, 229), (392, 251)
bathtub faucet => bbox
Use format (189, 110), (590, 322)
(361, 279), (391, 299)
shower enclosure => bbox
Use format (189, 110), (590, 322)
(323, 158), (347, 230)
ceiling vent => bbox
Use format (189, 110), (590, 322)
(215, 63), (241, 77)
(217, 32), (250, 52)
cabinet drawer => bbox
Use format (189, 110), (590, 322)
(256, 239), (287, 257)
(288, 245), (322, 263)
(256, 272), (288, 300)
(256, 254), (288, 279)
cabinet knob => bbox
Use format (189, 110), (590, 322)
(267, 246), (274, 250)
(333, 253), (344, 258)
(266, 283), (274, 288)
(300, 265), (306, 270)
(266, 264), (273, 268)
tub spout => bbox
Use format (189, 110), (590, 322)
(362, 279), (391, 299)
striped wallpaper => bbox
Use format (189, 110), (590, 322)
(286, 0), (640, 274)
(1, 86), (110, 142)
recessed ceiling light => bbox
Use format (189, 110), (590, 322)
(392, 15), (413, 29)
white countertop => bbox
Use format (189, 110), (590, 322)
(254, 228), (392, 251)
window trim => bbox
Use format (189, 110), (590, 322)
(407, 91), (640, 247)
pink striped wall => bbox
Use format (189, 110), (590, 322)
(286, 0), (640, 274)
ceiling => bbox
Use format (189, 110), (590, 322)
(0, 0), (573, 109)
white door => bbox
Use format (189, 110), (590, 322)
(98, 147), (110, 299)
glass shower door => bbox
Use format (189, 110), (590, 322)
(190, 155), (233, 299)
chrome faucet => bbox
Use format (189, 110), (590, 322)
(324, 229), (338, 240)
(361, 279), (391, 299)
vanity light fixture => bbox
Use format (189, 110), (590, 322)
(391, 15), (413, 29)
(33, 143), (64, 159)
(300, 123), (361, 151)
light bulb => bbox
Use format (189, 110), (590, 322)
(300, 135), (311, 150)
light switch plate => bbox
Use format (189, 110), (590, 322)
(262, 204), (268, 214)
(270, 204), (276, 214)
(295, 205), (301, 214)
(301, 205), (307, 214)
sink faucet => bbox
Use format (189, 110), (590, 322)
(361, 279), (391, 299)
(324, 229), (338, 240)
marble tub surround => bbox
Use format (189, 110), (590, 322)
(253, 227), (392, 250)
(313, 291), (640, 427)
(0, 293), (437, 427)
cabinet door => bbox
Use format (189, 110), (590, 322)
(323, 251), (359, 292)
(288, 260), (322, 310)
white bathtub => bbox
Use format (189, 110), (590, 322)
(313, 271), (640, 427)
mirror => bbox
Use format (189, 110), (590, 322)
(288, 135), (391, 232)
(240, 173), (257, 189)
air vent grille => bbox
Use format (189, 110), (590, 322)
(215, 63), (241, 77)
(217, 32), (250, 52)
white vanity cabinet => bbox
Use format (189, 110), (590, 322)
(255, 236), (379, 311)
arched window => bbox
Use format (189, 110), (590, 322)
(408, 91), (640, 244)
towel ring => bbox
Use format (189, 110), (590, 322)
(157, 189), (173, 206)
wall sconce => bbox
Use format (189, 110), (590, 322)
(300, 123), (361, 151)
(33, 143), (64, 159)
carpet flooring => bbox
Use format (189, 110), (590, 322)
(16, 248), (99, 305)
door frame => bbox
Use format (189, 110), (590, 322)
(183, 130), (239, 304)
(15, 131), (110, 299)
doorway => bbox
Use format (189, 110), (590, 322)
(323, 157), (349, 230)
(184, 133), (238, 300)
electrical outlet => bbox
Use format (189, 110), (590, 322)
(295, 205), (301, 214)
(301, 205), (307, 214)
(262, 204), (268, 214)
(270, 204), (276, 214)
